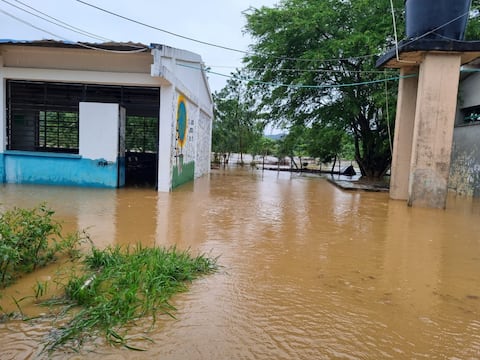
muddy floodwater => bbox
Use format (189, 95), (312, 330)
(1, 168), (480, 359)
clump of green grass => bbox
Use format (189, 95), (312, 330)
(44, 245), (218, 352)
(0, 204), (87, 287)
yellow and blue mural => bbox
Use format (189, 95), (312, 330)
(172, 94), (195, 189)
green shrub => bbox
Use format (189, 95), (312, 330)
(0, 204), (85, 287)
(45, 245), (218, 352)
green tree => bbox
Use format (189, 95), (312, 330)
(244, 0), (402, 178)
(247, 122), (268, 163)
(466, 0), (480, 40)
(213, 69), (262, 165)
(305, 123), (344, 173)
(212, 92), (237, 163)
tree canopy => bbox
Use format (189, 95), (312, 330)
(242, 0), (403, 177)
(212, 70), (264, 164)
(212, 0), (480, 176)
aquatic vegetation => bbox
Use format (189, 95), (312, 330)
(44, 245), (218, 352)
(0, 204), (86, 287)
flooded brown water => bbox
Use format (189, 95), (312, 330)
(1, 167), (480, 359)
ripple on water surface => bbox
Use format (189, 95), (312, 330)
(1, 170), (480, 359)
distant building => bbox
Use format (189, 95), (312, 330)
(0, 39), (213, 191)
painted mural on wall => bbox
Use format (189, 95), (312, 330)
(172, 93), (195, 188)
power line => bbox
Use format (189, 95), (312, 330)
(0, 4), (409, 92)
(2, 1), (472, 89)
(74, 0), (381, 64)
(1, 0), (112, 42)
(178, 62), (417, 90)
(5, 0), (473, 66)
(209, 64), (393, 74)
(0, 5), (403, 90)
(74, 0), (246, 54)
(0, 8), (149, 53)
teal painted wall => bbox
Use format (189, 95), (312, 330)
(118, 156), (126, 187)
(0, 153), (5, 183)
(172, 160), (195, 189)
(3, 151), (123, 188)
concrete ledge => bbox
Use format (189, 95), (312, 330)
(376, 39), (480, 68)
(327, 177), (389, 192)
(4, 150), (81, 159)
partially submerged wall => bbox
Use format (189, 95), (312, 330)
(450, 125), (480, 196)
(2, 102), (125, 188)
(450, 71), (480, 197)
(151, 45), (213, 191)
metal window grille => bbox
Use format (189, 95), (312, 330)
(6, 80), (81, 153)
(38, 111), (79, 152)
(126, 116), (158, 153)
(6, 80), (160, 154)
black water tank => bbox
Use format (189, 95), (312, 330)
(405, 0), (472, 40)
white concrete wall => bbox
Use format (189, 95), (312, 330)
(450, 124), (480, 196)
(151, 47), (213, 119)
(1, 45), (153, 73)
(79, 102), (120, 162)
(1, 43), (213, 191)
(451, 71), (480, 197)
(458, 72), (480, 109)
(195, 109), (213, 178)
(152, 46), (213, 190)
(157, 85), (175, 191)
(1, 44), (162, 88)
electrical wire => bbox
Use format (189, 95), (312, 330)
(396, 9), (473, 49)
(384, 70), (393, 156)
(209, 64), (393, 74)
(4, 0), (474, 66)
(0, 8), (149, 53)
(75, 0), (477, 66)
(74, 0), (246, 54)
(1, 0), (112, 42)
(178, 62), (417, 89)
(2, 1), (473, 89)
(74, 0), (381, 63)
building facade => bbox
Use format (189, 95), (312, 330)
(0, 40), (213, 191)
(450, 67), (480, 197)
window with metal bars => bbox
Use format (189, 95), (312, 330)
(6, 80), (160, 155)
(38, 111), (79, 152)
(7, 80), (81, 153)
(126, 116), (158, 153)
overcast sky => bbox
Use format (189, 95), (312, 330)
(0, 0), (278, 92)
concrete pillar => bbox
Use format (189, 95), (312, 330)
(157, 85), (174, 192)
(408, 53), (462, 208)
(390, 67), (418, 200)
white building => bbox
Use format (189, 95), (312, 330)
(0, 40), (213, 191)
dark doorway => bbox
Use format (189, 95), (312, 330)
(125, 115), (158, 187)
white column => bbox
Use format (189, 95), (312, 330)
(157, 85), (175, 192)
(408, 53), (462, 208)
(79, 102), (120, 162)
(390, 67), (418, 200)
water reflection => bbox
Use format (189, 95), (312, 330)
(1, 168), (480, 359)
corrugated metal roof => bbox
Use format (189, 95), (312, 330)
(0, 39), (152, 52)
